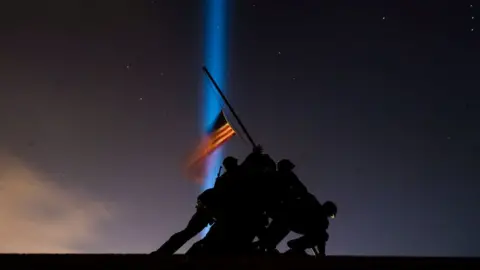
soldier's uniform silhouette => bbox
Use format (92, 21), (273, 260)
(276, 159), (308, 198)
(255, 159), (309, 252)
(286, 200), (337, 256)
(151, 188), (218, 255)
(255, 158), (337, 256)
(213, 156), (240, 191)
(155, 143), (339, 256)
(154, 155), (247, 255)
(187, 146), (272, 255)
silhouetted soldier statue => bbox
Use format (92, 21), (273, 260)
(285, 200), (337, 256)
(152, 155), (246, 255)
(213, 155), (241, 204)
(255, 157), (337, 256)
(151, 188), (218, 255)
(186, 146), (273, 255)
(254, 159), (310, 253)
(276, 159), (308, 197)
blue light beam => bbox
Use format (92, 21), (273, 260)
(202, 0), (228, 192)
(200, 0), (229, 237)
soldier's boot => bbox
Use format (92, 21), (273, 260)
(287, 234), (327, 257)
(287, 235), (310, 251)
(311, 244), (326, 257)
(312, 232), (328, 257)
(284, 248), (309, 256)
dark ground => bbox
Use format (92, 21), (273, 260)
(2, 254), (479, 269)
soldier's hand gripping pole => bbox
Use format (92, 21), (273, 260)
(202, 66), (257, 149)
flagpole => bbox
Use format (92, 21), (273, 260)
(202, 66), (257, 148)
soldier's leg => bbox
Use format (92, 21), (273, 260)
(287, 235), (311, 251)
(153, 210), (212, 255)
(256, 218), (290, 251)
(287, 232), (328, 256)
(185, 239), (206, 256)
(312, 232), (329, 256)
(186, 222), (224, 255)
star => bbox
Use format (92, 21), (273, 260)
(382, 16), (386, 20)
(277, 51), (282, 55)
(139, 97), (143, 101)
(447, 136), (451, 140)
(471, 28), (475, 32)
(126, 64), (131, 69)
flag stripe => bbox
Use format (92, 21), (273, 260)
(185, 110), (236, 182)
(187, 127), (235, 166)
(211, 128), (235, 147)
(187, 124), (235, 166)
(210, 123), (231, 139)
(211, 124), (234, 144)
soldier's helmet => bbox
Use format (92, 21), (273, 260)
(222, 156), (238, 171)
(323, 201), (337, 219)
(277, 159), (295, 171)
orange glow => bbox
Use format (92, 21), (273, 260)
(185, 122), (236, 182)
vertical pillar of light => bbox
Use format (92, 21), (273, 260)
(201, 0), (228, 237)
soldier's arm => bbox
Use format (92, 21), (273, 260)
(213, 176), (224, 189)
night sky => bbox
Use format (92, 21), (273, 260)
(0, 0), (479, 256)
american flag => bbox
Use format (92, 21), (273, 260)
(185, 110), (236, 182)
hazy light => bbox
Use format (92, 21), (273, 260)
(201, 0), (229, 237)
